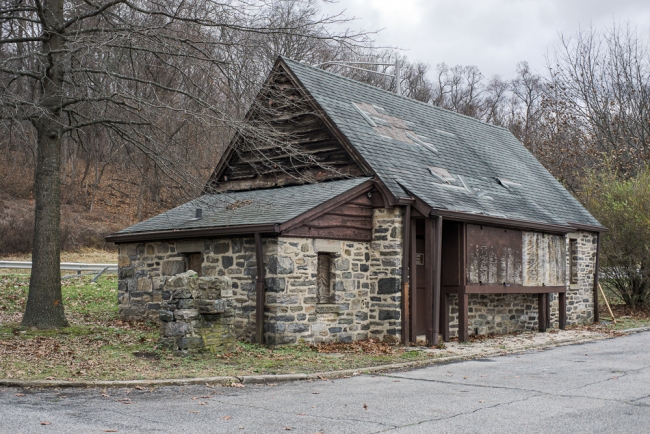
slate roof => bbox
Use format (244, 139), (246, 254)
(282, 58), (602, 229)
(114, 178), (370, 235)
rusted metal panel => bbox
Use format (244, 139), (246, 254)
(522, 232), (566, 286)
(466, 224), (523, 286)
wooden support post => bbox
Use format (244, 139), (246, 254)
(409, 218), (417, 342)
(558, 292), (566, 330)
(432, 216), (442, 347)
(425, 217), (435, 344)
(401, 206), (411, 345)
(254, 232), (266, 345)
(442, 292), (450, 342)
(538, 293), (547, 332)
(593, 233), (601, 323)
(458, 288), (469, 342)
(544, 293), (553, 329)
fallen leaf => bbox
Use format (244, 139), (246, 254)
(479, 400), (485, 403)
(191, 396), (198, 400)
(363, 404), (368, 410)
(231, 383), (245, 388)
(15, 393), (25, 397)
(284, 428), (292, 431)
(392, 380), (400, 382)
(198, 402), (207, 405)
(40, 422), (51, 425)
(311, 392), (320, 394)
(135, 386), (146, 391)
(200, 395), (211, 399)
(189, 411), (199, 414)
(238, 426), (244, 429)
(103, 430), (118, 433)
(223, 416), (232, 420)
(45, 377), (55, 380)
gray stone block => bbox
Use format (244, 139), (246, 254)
(161, 259), (186, 276)
(177, 336), (204, 350)
(377, 278), (400, 294)
(159, 310), (174, 322)
(163, 321), (189, 337)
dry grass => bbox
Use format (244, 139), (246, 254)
(1, 271), (645, 382)
(0, 274), (431, 381)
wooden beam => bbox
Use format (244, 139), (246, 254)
(538, 293), (547, 332)
(425, 217), (435, 344)
(210, 164), (364, 193)
(432, 216), (442, 347)
(459, 285), (567, 294)
(593, 232), (601, 323)
(558, 292), (566, 330)
(401, 205), (411, 345)
(409, 217), (417, 343)
(442, 292), (450, 342)
(255, 233), (266, 345)
(458, 287), (469, 342)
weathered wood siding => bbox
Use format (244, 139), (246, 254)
(282, 193), (373, 241)
(207, 68), (365, 193)
(522, 232), (566, 286)
(466, 225), (523, 286)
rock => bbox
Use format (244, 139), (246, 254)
(161, 259), (186, 276)
(163, 322), (189, 337)
(159, 310), (174, 322)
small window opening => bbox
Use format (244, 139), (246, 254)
(186, 252), (203, 276)
(569, 239), (578, 284)
(317, 253), (332, 304)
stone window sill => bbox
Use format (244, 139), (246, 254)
(315, 304), (340, 314)
(569, 284), (580, 290)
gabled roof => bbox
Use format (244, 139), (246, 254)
(106, 178), (372, 242)
(280, 57), (602, 230)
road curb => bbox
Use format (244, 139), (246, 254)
(0, 332), (619, 389)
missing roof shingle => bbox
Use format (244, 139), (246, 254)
(496, 177), (522, 191)
(429, 167), (455, 184)
(407, 133), (438, 154)
(352, 103), (376, 127)
(434, 129), (456, 138)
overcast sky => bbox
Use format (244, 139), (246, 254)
(321, 0), (650, 79)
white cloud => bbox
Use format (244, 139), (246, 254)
(321, 0), (650, 78)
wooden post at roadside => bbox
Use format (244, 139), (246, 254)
(599, 283), (617, 325)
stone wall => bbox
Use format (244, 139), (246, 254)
(444, 230), (597, 338)
(158, 271), (235, 353)
(115, 208), (405, 346)
(263, 207), (404, 345)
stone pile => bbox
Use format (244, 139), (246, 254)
(158, 271), (236, 354)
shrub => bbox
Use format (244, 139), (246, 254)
(581, 168), (650, 308)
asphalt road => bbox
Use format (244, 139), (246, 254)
(1, 331), (649, 434)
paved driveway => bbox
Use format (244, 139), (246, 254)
(1, 331), (649, 433)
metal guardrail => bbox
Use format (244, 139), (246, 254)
(0, 261), (117, 272)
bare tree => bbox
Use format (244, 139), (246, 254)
(0, 0), (368, 328)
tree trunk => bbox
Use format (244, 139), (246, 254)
(22, 0), (68, 329)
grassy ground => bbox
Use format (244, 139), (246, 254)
(0, 273), (432, 381)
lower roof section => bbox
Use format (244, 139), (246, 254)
(106, 178), (372, 243)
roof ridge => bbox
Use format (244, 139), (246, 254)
(281, 57), (510, 133)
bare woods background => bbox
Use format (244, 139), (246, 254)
(1, 1), (649, 256)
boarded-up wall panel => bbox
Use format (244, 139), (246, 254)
(466, 225), (523, 286)
(522, 232), (566, 286)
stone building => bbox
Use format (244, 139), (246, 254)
(106, 57), (605, 348)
